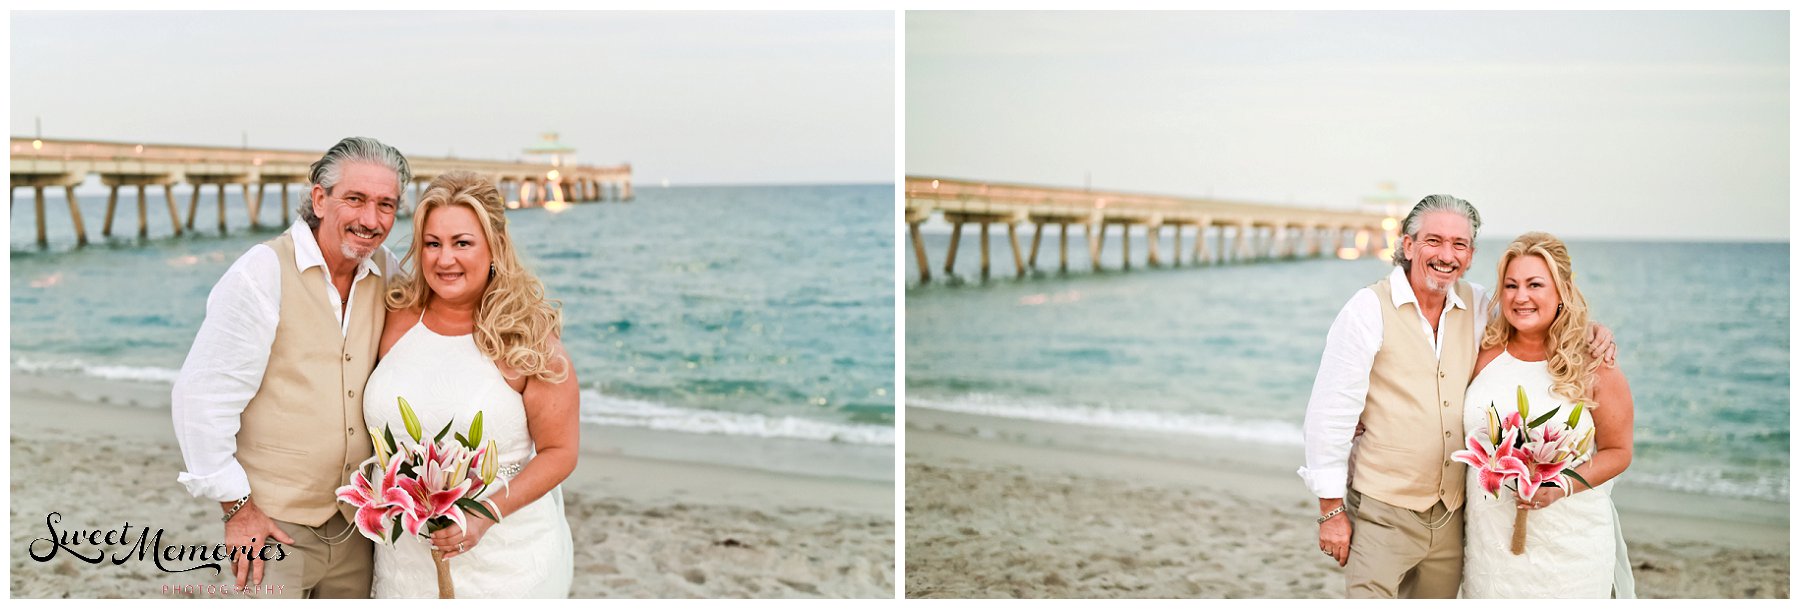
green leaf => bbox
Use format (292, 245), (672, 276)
(469, 411), (484, 449)
(388, 521), (403, 543)
(1566, 402), (1585, 428)
(455, 432), (470, 449)
(399, 396), (423, 443)
(1516, 385), (1530, 424)
(1528, 406), (1561, 429)
(383, 426), (398, 454)
(458, 497), (499, 522)
(433, 419), (453, 445)
(1563, 468), (1595, 490)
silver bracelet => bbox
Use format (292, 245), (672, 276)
(1316, 504), (1346, 524)
(222, 494), (251, 523)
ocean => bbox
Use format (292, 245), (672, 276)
(905, 228), (1789, 504)
(12, 183), (896, 455)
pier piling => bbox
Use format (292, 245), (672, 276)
(250, 183), (265, 229)
(909, 221), (931, 284)
(1089, 222), (1104, 272)
(64, 185), (87, 246)
(1027, 222), (1044, 271)
(34, 186), (47, 247)
(979, 222), (991, 280)
(185, 186), (200, 230)
(164, 185), (182, 236)
(1059, 223), (1070, 273)
(1008, 221), (1025, 278)
(215, 183), (227, 234)
(944, 222), (963, 277)
(1121, 223), (1132, 271)
(136, 184), (148, 239)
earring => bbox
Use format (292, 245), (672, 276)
(1556, 303), (1564, 316)
(488, 263), (496, 281)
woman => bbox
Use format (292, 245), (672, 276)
(1459, 232), (1634, 598)
(362, 171), (578, 598)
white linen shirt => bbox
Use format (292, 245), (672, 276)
(172, 219), (396, 502)
(1296, 266), (1488, 500)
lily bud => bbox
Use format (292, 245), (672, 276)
(370, 427), (390, 465)
(1575, 426), (1596, 456)
(1485, 403), (1502, 446)
(399, 396), (423, 443)
(481, 438), (500, 486)
(1516, 385), (1530, 426)
(450, 451), (470, 490)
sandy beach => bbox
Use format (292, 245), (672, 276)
(904, 407), (1789, 599)
(9, 372), (894, 599)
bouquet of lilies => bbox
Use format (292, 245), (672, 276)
(335, 397), (502, 598)
(1450, 385), (1595, 555)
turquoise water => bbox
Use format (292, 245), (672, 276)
(906, 231), (1789, 503)
(12, 183), (895, 447)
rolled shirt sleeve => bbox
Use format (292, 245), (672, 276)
(172, 245), (279, 502)
(1297, 288), (1382, 499)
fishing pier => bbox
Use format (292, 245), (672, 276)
(906, 176), (1396, 283)
(10, 137), (633, 247)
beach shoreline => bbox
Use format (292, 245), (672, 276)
(9, 371), (894, 598)
(904, 406), (1788, 598)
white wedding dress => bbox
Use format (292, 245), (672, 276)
(1459, 350), (1631, 598)
(362, 315), (574, 598)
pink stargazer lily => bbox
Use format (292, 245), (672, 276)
(335, 453), (407, 542)
(1451, 427), (1530, 497)
(1502, 410), (1525, 432)
(392, 446), (474, 536)
(1514, 445), (1571, 502)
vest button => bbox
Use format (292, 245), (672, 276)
(1444, 430), (1451, 438)
(1444, 459), (1453, 467)
(1439, 371), (1446, 378)
(1442, 400), (1449, 407)
(344, 353), (352, 362)
(347, 427), (355, 436)
(348, 389), (356, 398)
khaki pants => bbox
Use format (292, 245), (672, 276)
(249, 513), (372, 599)
(1344, 489), (1462, 599)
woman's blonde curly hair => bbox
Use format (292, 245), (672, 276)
(387, 171), (568, 383)
(1481, 232), (1599, 408)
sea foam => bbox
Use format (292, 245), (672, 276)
(908, 393), (1305, 446)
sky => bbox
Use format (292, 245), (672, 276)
(11, 11), (894, 186)
(908, 11), (1790, 241)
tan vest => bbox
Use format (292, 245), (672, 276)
(235, 231), (383, 527)
(1350, 276), (1475, 512)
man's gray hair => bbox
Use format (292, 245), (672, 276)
(1392, 194), (1481, 268)
(300, 136), (411, 230)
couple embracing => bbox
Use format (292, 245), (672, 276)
(171, 137), (577, 598)
(1299, 195), (1637, 598)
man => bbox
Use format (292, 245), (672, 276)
(1298, 195), (1614, 598)
(1298, 195), (1481, 598)
(172, 136), (409, 598)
